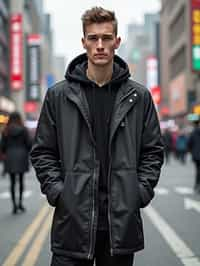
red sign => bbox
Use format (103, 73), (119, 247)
(150, 86), (161, 105)
(27, 34), (42, 45)
(24, 101), (38, 113)
(192, 0), (200, 7)
(146, 56), (158, 90)
(160, 106), (170, 116)
(10, 14), (23, 90)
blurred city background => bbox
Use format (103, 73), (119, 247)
(0, 0), (199, 131)
(0, 0), (200, 265)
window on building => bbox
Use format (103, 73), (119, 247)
(167, 0), (177, 13)
(170, 46), (186, 79)
(169, 7), (185, 47)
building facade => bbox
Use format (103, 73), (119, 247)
(0, 0), (15, 116)
(160, 0), (200, 120)
(9, 0), (54, 120)
(119, 13), (159, 87)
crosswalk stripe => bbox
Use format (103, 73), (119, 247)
(0, 190), (33, 199)
(144, 205), (200, 266)
(154, 187), (169, 195)
(174, 187), (194, 195)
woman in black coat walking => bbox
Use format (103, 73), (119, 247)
(0, 112), (32, 214)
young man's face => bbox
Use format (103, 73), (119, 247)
(82, 22), (121, 67)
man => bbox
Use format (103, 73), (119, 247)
(30, 6), (164, 266)
(188, 119), (200, 193)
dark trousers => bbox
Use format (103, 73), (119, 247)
(51, 231), (134, 266)
(9, 173), (24, 207)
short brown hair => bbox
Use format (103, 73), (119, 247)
(81, 7), (118, 36)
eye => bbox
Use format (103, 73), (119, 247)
(87, 35), (98, 41)
(102, 35), (113, 41)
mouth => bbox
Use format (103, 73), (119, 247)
(94, 54), (107, 57)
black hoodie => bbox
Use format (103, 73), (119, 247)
(65, 53), (130, 230)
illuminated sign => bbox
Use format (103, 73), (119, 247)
(10, 14), (23, 90)
(24, 101), (38, 113)
(191, 0), (200, 71)
(146, 56), (158, 89)
(26, 34), (41, 101)
(150, 86), (161, 105)
(193, 104), (200, 114)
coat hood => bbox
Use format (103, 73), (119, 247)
(65, 53), (130, 86)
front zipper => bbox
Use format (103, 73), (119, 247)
(107, 158), (113, 256)
(88, 149), (97, 259)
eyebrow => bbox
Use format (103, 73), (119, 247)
(86, 33), (114, 37)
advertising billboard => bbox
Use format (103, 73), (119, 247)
(146, 56), (158, 90)
(26, 34), (41, 101)
(191, 0), (200, 71)
(146, 56), (161, 105)
(10, 14), (23, 90)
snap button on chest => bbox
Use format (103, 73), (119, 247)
(129, 98), (133, 103)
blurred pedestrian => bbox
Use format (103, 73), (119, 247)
(30, 6), (164, 266)
(0, 112), (32, 214)
(171, 127), (179, 159)
(175, 131), (188, 164)
(163, 128), (173, 163)
(188, 119), (200, 193)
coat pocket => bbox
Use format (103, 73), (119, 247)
(52, 171), (92, 253)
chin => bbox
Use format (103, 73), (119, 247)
(92, 59), (110, 66)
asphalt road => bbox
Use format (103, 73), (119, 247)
(0, 156), (199, 266)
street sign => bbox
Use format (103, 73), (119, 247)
(191, 0), (200, 71)
(10, 14), (23, 90)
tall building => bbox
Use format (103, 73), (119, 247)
(9, 0), (54, 120)
(160, 0), (200, 121)
(0, 0), (15, 116)
(119, 13), (159, 86)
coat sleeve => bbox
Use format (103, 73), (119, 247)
(137, 89), (164, 208)
(30, 90), (63, 207)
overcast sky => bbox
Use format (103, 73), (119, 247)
(44, 0), (161, 62)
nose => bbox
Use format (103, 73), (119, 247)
(97, 38), (103, 49)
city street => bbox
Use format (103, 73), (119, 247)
(0, 157), (200, 266)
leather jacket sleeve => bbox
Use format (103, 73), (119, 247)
(138, 89), (164, 208)
(30, 90), (63, 206)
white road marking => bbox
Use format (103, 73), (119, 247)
(184, 198), (200, 214)
(0, 190), (33, 199)
(0, 192), (10, 199)
(144, 205), (200, 266)
(154, 187), (169, 195)
(174, 187), (194, 195)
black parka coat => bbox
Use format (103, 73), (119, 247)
(30, 54), (164, 259)
(1, 125), (31, 173)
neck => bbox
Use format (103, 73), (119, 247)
(87, 60), (113, 86)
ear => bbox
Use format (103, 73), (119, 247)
(82, 37), (86, 49)
(114, 36), (121, 49)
